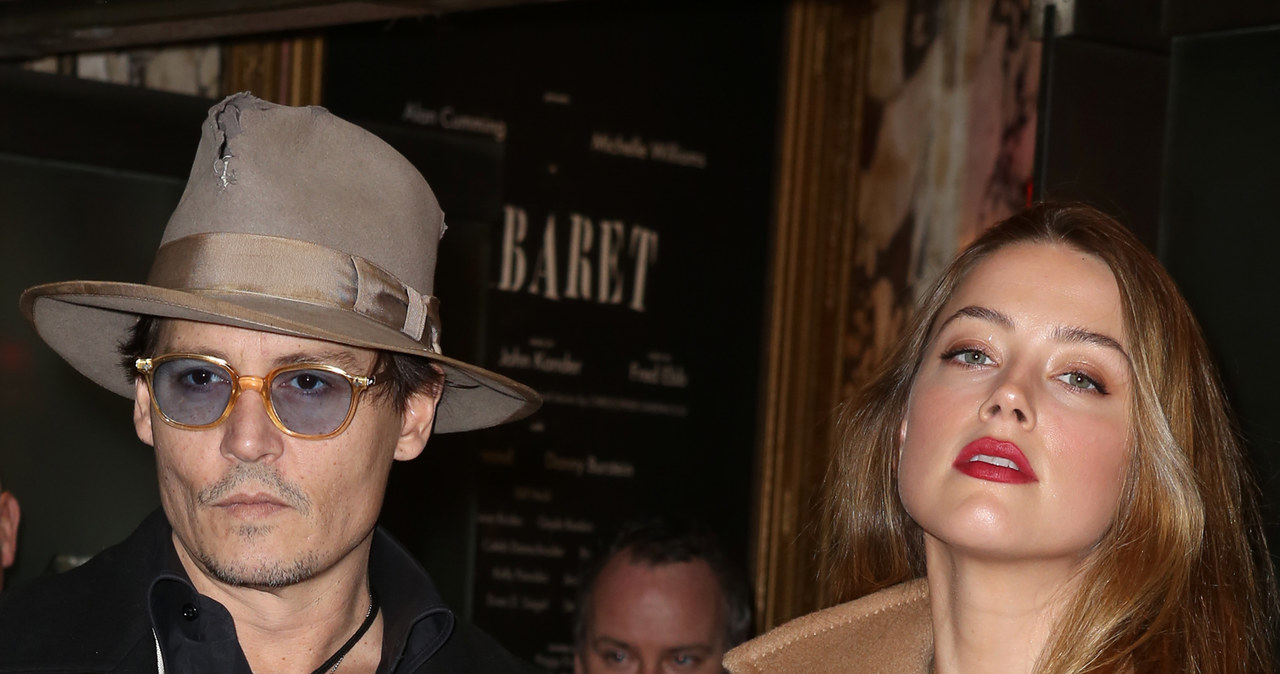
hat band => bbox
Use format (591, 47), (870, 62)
(147, 232), (441, 352)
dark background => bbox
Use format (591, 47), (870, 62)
(3, 0), (1280, 667)
(324, 3), (783, 667)
(0, 2), (783, 669)
(1036, 3), (1280, 573)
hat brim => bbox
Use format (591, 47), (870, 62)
(20, 281), (540, 434)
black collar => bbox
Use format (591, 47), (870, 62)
(144, 510), (455, 673)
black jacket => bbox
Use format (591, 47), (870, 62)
(0, 509), (539, 673)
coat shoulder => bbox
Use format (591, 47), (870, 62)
(723, 578), (932, 674)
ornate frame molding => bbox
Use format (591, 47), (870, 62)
(753, 0), (873, 630)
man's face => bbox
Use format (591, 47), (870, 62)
(576, 552), (728, 674)
(133, 320), (437, 589)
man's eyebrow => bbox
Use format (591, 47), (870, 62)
(155, 344), (229, 361)
(592, 636), (632, 650)
(664, 644), (713, 654)
(150, 344), (371, 372)
(272, 349), (369, 372)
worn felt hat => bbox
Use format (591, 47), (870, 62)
(19, 92), (539, 433)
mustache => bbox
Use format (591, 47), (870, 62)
(198, 464), (311, 515)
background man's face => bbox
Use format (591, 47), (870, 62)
(576, 552), (727, 674)
(133, 320), (431, 589)
(0, 490), (18, 591)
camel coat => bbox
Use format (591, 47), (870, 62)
(723, 578), (932, 673)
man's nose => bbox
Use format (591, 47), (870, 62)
(219, 384), (285, 462)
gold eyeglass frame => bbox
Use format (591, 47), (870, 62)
(135, 353), (376, 440)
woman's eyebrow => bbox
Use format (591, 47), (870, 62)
(937, 306), (1130, 359)
(936, 305), (1012, 333)
(1053, 325), (1130, 360)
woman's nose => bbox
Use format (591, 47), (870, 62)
(978, 373), (1036, 430)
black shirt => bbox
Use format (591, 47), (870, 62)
(0, 509), (538, 673)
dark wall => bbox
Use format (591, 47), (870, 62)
(1161, 25), (1280, 566)
(1038, 2), (1280, 570)
(325, 2), (784, 669)
(0, 67), (207, 585)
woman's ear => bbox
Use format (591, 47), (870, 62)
(894, 416), (909, 477)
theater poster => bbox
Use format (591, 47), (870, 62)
(326, 3), (783, 669)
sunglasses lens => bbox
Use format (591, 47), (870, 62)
(151, 358), (235, 427)
(270, 368), (356, 436)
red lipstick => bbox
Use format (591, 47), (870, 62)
(953, 437), (1038, 484)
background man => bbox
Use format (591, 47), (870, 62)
(0, 473), (18, 592)
(574, 518), (751, 674)
(0, 93), (540, 672)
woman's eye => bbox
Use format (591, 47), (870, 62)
(1057, 371), (1107, 394)
(943, 348), (993, 366)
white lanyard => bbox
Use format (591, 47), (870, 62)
(153, 629), (166, 674)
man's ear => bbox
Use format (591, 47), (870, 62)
(573, 652), (584, 674)
(395, 387), (441, 462)
(133, 378), (155, 447)
(0, 491), (20, 571)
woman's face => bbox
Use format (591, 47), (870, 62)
(899, 242), (1133, 564)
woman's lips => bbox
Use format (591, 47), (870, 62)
(953, 437), (1038, 484)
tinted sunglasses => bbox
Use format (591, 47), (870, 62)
(135, 354), (376, 439)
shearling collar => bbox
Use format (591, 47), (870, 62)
(724, 578), (932, 673)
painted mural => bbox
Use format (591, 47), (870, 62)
(845, 0), (1040, 394)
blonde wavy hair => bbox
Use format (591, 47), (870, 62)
(821, 202), (1277, 672)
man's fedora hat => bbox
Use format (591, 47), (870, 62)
(20, 92), (539, 433)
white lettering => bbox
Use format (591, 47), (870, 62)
(536, 516), (595, 534)
(587, 455), (636, 478)
(497, 346), (533, 369)
(565, 213), (594, 300)
(527, 214), (559, 300)
(481, 538), (565, 558)
(492, 566), (551, 585)
(628, 227), (659, 311)
(513, 486), (553, 502)
(649, 140), (708, 168)
(545, 450), (585, 477)
(497, 206), (658, 312)
(589, 132), (648, 159)
(598, 220), (624, 304)
(439, 106), (507, 142)
(476, 510), (523, 526)
(498, 206), (527, 291)
(401, 101), (439, 126)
